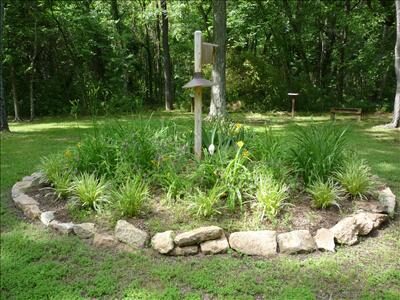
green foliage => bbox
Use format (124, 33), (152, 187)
(113, 176), (149, 217)
(69, 173), (110, 212)
(289, 124), (348, 186)
(39, 153), (69, 184)
(337, 158), (373, 199)
(255, 173), (289, 220)
(190, 184), (225, 218)
(50, 171), (72, 200)
(307, 179), (342, 209)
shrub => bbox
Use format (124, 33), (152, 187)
(255, 173), (289, 220)
(336, 159), (373, 199)
(289, 124), (348, 186)
(190, 183), (225, 218)
(39, 153), (70, 184)
(113, 176), (149, 217)
(307, 179), (342, 209)
(51, 171), (72, 200)
(69, 173), (110, 212)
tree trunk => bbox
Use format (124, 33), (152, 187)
(11, 63), (21, 121)
(161, 0), (173, 111)
(29, 18), (38, 121)
(0, 0), (9, 131)
(209, 0), (226, 118)
(388, 0), (400, 128)
(155, 1), (163, 104)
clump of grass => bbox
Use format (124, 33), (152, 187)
(113, 176), (149, 217)
(255, 173), (289, 221)
(190, 184), (225, 218)
(69, 173), (110, 212)
(39, 153), (69, 184)
(289, 124), (348, 186)
(336, 159), (373, 199)
(51, 171), (72, 200)
(307, 179), (343, 209)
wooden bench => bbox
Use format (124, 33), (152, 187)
(330, 108), (362, 121)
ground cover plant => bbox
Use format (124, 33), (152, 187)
(1, 113), (399, 299)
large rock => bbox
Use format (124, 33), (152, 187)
(354, 201), (385, 214)
(330, 217), (359, 245)
(151, 231), (175, 254)
(174, 226), (223, 247)
(21, 204), (41, 219)
(354, 212), (388, 235)
(93, 233), (118, 248)
(115, 220), (149, 248)
(40, 211), (56, 226)
(277, 230), (316, 254)
(169, 245), (199, 256)
(13, 194), (38, 209)
(314, 228), (335, 252)
(200, 235), (230, 255)
(49, 220), (74, 235)
(229, 230), (277, 257)
(73, 223), (96, 239)
(378, 187), (396, 217)
(11, 181), (36, 198)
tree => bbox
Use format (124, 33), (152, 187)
(161, 0), (173, 111)
(209, 0), (226, 117)
(388, 0), (400, 128)
(0, 0), (9, 132)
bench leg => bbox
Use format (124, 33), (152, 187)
(330, 113), (335, 121)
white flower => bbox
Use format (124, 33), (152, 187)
(208, 144), (215, 155)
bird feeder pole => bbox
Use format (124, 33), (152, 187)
(193, 31), (203, 159)
(288, 93), (299, 118)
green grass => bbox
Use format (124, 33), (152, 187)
(1, 113), (399, 299)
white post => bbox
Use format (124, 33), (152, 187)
(194, 31), (202, 159)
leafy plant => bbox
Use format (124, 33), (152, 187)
(336, 159), (373, 199)
(255, 173), (289, 220)
(190, 183), (225, 218)
(69, 173), (110, 212)
(113, 176), (149, 217)
(51, 171), (72, 200)
(289, 124), (348, 186)
(307, 179), (342, 209)
(39, 153), (70, 184)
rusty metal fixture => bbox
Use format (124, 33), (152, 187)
(183, 72), (214, 89)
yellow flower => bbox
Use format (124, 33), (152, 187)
(236, 141), (244, 148)
(234, 123), (243, 133)
(64, 149), (73, 159)
(77, 143), (81, 148)
(242, 150), (250, 157)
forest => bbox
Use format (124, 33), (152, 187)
(0, 0), (397, 120)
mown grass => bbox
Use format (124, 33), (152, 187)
(1, 113), (399, 299)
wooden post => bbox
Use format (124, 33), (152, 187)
(194, 31), (202, 159)
(291, 97), (295, 118)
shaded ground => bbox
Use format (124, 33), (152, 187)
(1, 112), (399, 299)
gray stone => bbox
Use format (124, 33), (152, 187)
(314, 228), (335, 252)
(73, 223), (96, 239)
(13, 193), (38, 209)
(277, 230), (316, 254)
(93, 233), (118, 248)
(354, 212), (388, 235)
(330, 216), (359, 245)
(22, 204), (42, 220)
(229, 230), (277, 257)
(49, 220), (74, 235)
(354, 201), (385, 214)
(174, 226), (223, 247)
(169, 245), (199, 256)
(151, 231), (175, 254)
(115, 220), (149, 248)
(200, 235), (229, 255)
(40, 211), (55, 226)
(378, 187), (396, 217)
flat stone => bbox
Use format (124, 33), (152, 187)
(40, 211), (55, 226)
(200, 235), (230, 255)
(330, 217), (358, 245)
(277, 230), (316, 254)
(13, 193), (38, 209)
(115, 220), (149, 248)
(229, 230), (277, 257)
(151, 231), (175, 254)
(378, 187), (396, 217)
(49, 220), (74, 235)
(22, 204), (42, 220)
(73, 223), (96, 239)
(169, 245), (199, 256)
(93, 233), (118, 248)
(354, 212), (388, 235)
(314, 228), (335, 252)
(174, 226), (223, 247)
(354, 201), (385, 214)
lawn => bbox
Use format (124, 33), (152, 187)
(1, 113), (399, 299)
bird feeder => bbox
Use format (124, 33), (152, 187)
(288, 93), (299, 118)
(183, 31), (217, 159)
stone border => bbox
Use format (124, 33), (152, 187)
(11, 173), (397, 257)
